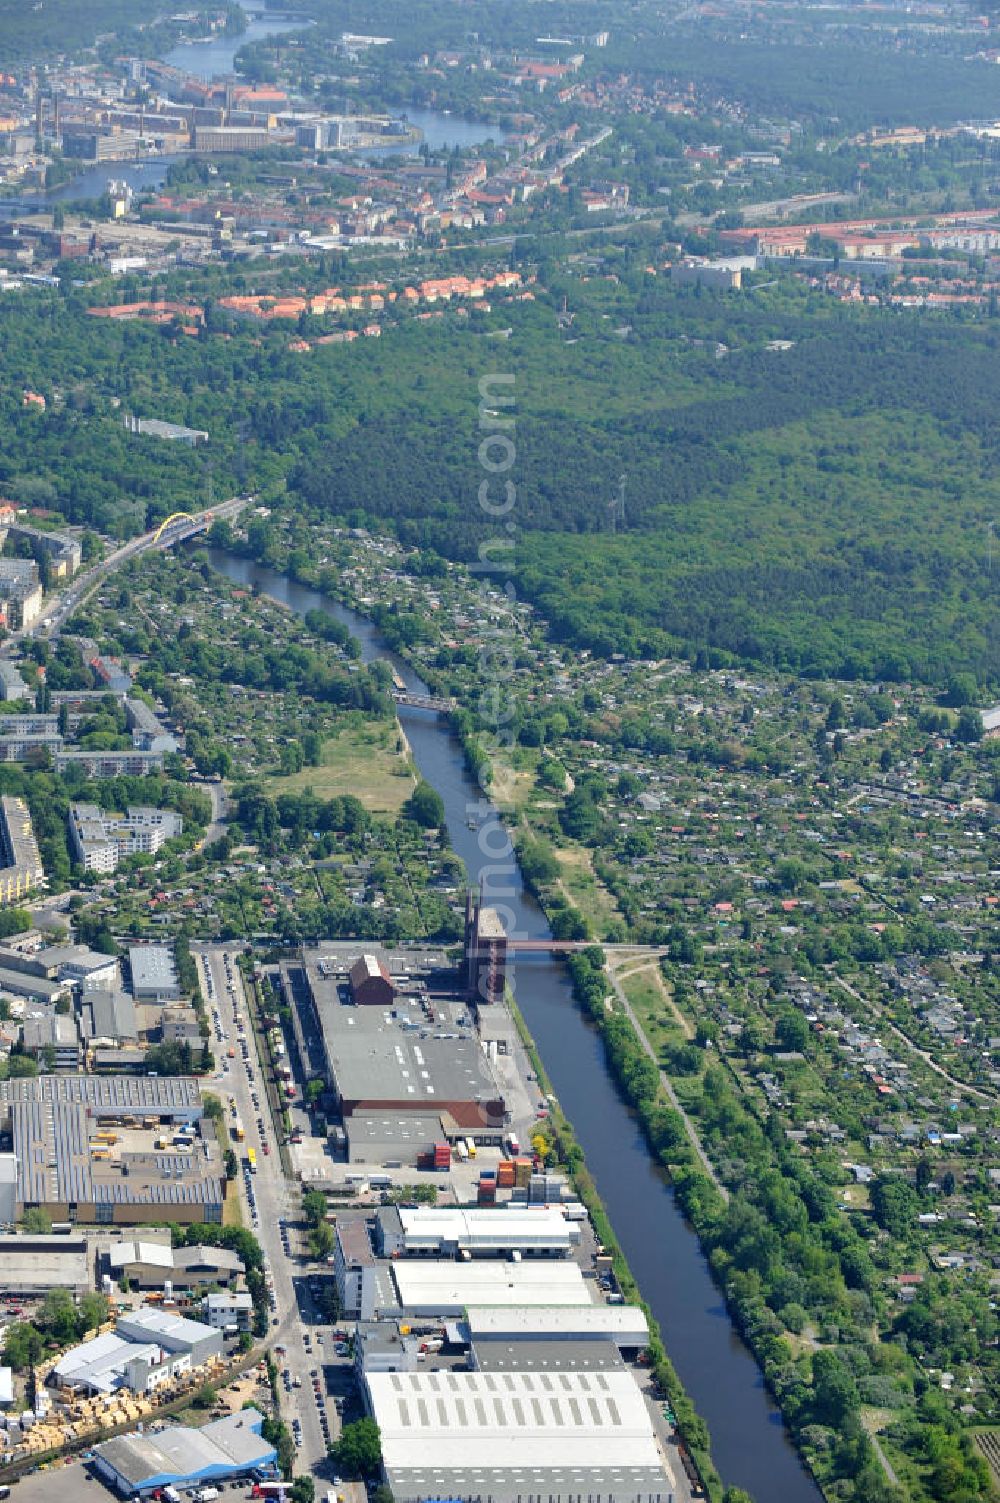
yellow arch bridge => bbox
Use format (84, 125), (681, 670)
(151, 510), (212, 544)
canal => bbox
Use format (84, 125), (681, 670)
(207, 548), (823, 1503)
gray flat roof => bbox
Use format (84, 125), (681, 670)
(465, 1304), (650, 1342)
(309, 967), (500, 1110)
(346, 1111), (442, 1149)
(0, 968), (67, 1001)
(391, 1259), (592, 1313)
(0, 1234), (90, 1291)
(337, 1218), (376, 1266)
(386, 1465), (671, 1501)
(82, 991), (138, 1041)
(129, 944), (179, 993)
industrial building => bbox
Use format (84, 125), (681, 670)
(80, 990), (138, 1045)
(192, 125), (270, 152)
(0, 794), (44, 905)
(304, 958), (506, 1131)
(0, 941), (119, 994)
(390, 1259), (592, 1317)
(0, 1075), (220, 1226)
(53, 1310), (222, 1396)
(0, 1153), (16, 1225)
(376, 1204), (580, 1259)
(94, 1410), (276, 1496)
(0, 1072), (201, 1118)
(20, 1013), (81, 1069)
(364, 1367), (671, 1503)
(116, 1307), (224, 1358)
(0, 1233), (91, 1294)
(129, 944), (181, 1000)
(62, 128), (140, 161)
(104, 1239), (245, 1290)
(463, 1304), (650, 1354)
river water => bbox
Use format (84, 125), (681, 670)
(206, 548), (822, 1503)
(162, 9), (304, 78)
(0, 10), (499, 218)
(164, 12), (504, 152)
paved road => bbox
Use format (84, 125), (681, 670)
(196, 944), (336, 1477)
(202, 778), (229, 844)
(2, 495), (248, 654)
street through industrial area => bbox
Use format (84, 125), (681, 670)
(195, 945), (348, 1483)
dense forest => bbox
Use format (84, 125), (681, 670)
(0, 0), (174, 62)
(606, 29), (1000, 130)
(3, 269), (998, 688)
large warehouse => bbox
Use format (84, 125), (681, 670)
(94, 1410), (275, 1496)
(390, 1259), (592, 1317)
(364, 1368), (671, 1503)
(464, 1304), (650, 1353)
(305, 959), (506, 1129)
(376, 1204), (580, 1259)
(0, 1075), (222, 1225)
(0, 1233), (91, 1295)
(0, 1073), (201, 1120)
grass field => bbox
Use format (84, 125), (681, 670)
(551, 844), (623, 938)
(619, 965), (694, 1053)
(267, 721), (415, 814)
(222, 1179), (243, 1228)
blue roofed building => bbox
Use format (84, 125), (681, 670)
(93, 1410), (276, 1495)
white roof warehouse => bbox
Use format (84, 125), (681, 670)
(365, 1367), (670, 1503)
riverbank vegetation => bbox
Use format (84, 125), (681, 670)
(240, 516), (1000, 1503)
(508, 990), (724, 1503)
(564, 948), (994, 1503)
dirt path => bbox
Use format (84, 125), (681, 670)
(610, 956), (695, 1041)
(607, 965), (729, 1202)
(834, 977), (995, 1105)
